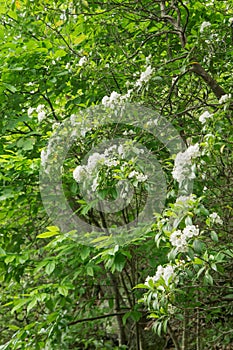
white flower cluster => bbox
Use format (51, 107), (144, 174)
(122, 129), (135, 136)
(199, 111), (213, 124)
(219, 94), (231, 104)
(200, 21), (211, 33)
(128, 170), (147, 182)
(40, 146), (52, 172)
(27, 107), (35, 117)
(135, 65), (154, 89)
(52, 122), (61, 130)
(172, 144), (200, 184)
(78, 56), (87, 66)
(145, 264), (176, 287)
(102, 90), (132, 109)
(170, 225), (199, 251)
(73, 143), (148, 193)
(102, 59), (154, 108)
(27, 104), (47, 122)
(145, 118), (159, 128)
(209, 212), (223, 225)
(36, 104), (46, 122)
(73, 152), (106, 183)
(175, 194), (196, 205)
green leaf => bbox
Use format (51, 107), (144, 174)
(27, 297), (37, 313)
(8, 325), (20, 331)
(210, 231), (218, 242)
(193, 239), (203, 254)
(114, 253), (126, 272)
(204, 271), (213, 285)
(80, 246), (90, 260)
(0, 247), (6, 255)
(91, 236), (110, 243)
(87, 266), (94, 276)
(58, 286), (68, 297)
(54, 49), (67, 58)
(11, 299), (29, 313)
(5, 255), (15, 264)
(122, 311), (131, 325)
(2, 83), (17, 93)
(134, 283), (150, 289)
(45, 261), (56, 275)
(47, 226), (60, 232)
(130, 310), (141, 322)
(37, 231), (59, 239)
(73, 33), (87, 45)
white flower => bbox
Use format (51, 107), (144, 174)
(229, 18), (233, 25)
(200, 21), (211, 33)
(163, 265), (175, 285)
(41, 149), (47, 167)
(28, 107), (35, 117)
(36, 104), (46, 122)
(128, 170), (138, 178)
(136, 173), (148, 182)
(110, 91), (121, 102)
(172, 144), (200, 184)
(199, 111), (212, 124)
(38, 110), (46, 123)
(73, 165), (86, 182)
(87, 152), (106, 171)
(118, 144), (125, 156)
(104, 158), (118, 167)
(124, 89), (133, 99)
(209, 212), (223, 225)
(52, 122), (60, 130)
(219, 94), (231, 104)
(102, 91), (121, 108)
(78, 56), (87, 66)
(170, 230), (187, 251)
(170, 225), (199, 251)
(102, 89), (132, 108)
(145, 276), (153, 287)
(102, 95), (110, 107)
(60, 12), (66, 20)
(149, 265), (176, 286)
(146, 54), (151, 64)
(186, 144), (200, 159)
(135, 65), (154, 88)
(154, 265), (164, 281)
(80, 127), (91, 138)
(36, 104), (45, 112)
(91, 177), (98, 191)
(183, 225), (199, 238)
(175, 194), (195, 204)
(70, 114), (78, 126)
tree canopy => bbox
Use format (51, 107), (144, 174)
(0, 1), (233, 349)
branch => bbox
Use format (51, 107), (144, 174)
(41, 93), (59, 121)
(190, 62), (226, 99)
(68, 311), (128, 326)
(167, 323), (181, 350)
(160, 1), (187, 47)
(44, 22), (80, 57)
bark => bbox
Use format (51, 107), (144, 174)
(181, 309), (189, 350)
(109, 273), (127, 346)
(190, 62), (226, 99)
(167, 323), (181, 350)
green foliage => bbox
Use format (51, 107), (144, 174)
(0, 0), (233, 349)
